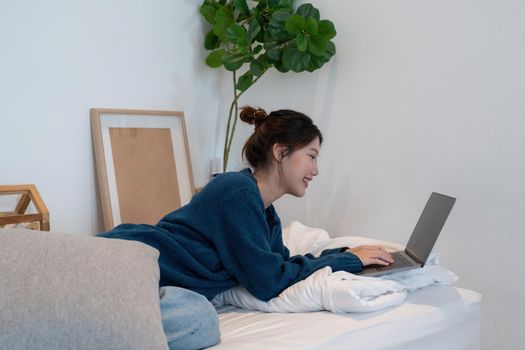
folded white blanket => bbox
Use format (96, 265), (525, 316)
(212, 222), (457, 313)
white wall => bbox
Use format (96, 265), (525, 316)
(0, 0), (223, 234)
(234, 1), (524, 349)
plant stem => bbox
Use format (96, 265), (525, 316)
(223, 70), (238, 172)
(223, 68), (268, 172)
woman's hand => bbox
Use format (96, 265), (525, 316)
(346, 245), (394, 266)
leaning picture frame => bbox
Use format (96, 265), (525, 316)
(90, 108), (195, 231)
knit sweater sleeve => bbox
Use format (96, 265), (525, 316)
(213, 189), (362, 302)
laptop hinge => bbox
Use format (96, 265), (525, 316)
(405, 248), (425, 266)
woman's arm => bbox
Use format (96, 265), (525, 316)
(213, 190), (362, 301)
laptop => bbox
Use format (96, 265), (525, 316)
(356, 192), (456, 277)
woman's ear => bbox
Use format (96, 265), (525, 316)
(272, 144), (287, 162)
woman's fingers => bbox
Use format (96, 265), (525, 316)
(368, 258), (391, 266)
(359, 246), (394, 261)
(346, 245), (395, 266)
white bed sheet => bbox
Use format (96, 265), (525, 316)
(212, 286), (481, 350)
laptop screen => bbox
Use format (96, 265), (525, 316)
(406, 192), (456, 264)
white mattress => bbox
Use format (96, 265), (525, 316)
(212, 286), (481, 349)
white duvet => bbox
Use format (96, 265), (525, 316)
(212, 222), (457, 313)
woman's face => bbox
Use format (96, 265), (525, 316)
(281, 137), (320, 197)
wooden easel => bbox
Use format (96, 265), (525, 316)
(0, 185), (49, 231)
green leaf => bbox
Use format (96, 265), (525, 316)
(268, 0), (294, 13)
(308, 35), (328, 56)
(325, 40), (336, 57)
(250, 59), (267, 76)
(253, 44), (263, 54)
(248, 18), (261, 42)
(263, 40), (282, 61)
(256, 0), (268, 11)
(258, 55), (274, 66)
(222, 53), (245, 71)
(234, 0), (250, 15)
(296, 3), (320, 21)
(268, 11), (292, 41)
(274, 60), (290, 73)
(307, 41), (336, 72)
(306, 54), (324, 72)
(305, 17), (318, 35)
(204, 30), (221, 50)
(236, 13), (248, 22)
(255, 24), (266, 42)
(317, 20), (337, 40)
(236, 71), (254, 91)
(226, 23), (248, 45)
(266, 49), (283, 62)
(322, 40), (336, 62)
(205, 49), (226, 68)
(296, 33), (308, 52)
(282, 47), (311, 72)
(263, 40), (280, 51)
(213, 6), (234, 40)
(252, 8), (266, 31)
(285, 15), (305, 34)
(199, 5), (216, 24)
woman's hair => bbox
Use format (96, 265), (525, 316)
(240, 106), (323, 168)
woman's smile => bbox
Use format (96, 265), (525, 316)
(303, 177), (312, 188)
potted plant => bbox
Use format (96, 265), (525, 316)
(199, 0), (337, 171)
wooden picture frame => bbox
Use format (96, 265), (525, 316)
(90, 109), (195, 231)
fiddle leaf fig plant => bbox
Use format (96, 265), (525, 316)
(200, 0), (336, 171)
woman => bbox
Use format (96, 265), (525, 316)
(99, 106), (393, 349)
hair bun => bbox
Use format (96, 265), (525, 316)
(240, 106), (269, 126)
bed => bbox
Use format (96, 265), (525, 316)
(213, 286), (480, 349)
(0, 225), (481, 349)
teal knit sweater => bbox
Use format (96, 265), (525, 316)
(98, 168), (362, 301)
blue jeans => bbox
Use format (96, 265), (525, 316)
(160, 286), (220, 349)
